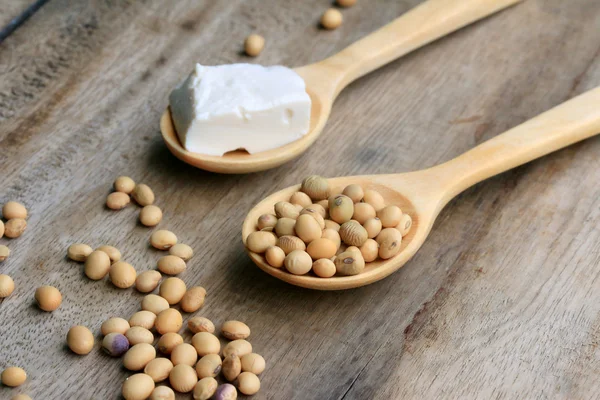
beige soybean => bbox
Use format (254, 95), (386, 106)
(376, 228), (403, 259)
(222, 354), (242, 382)
(84, 250), (111, 280)
(196, 354), (222, 379)
(181, 286), (207, 313)
(157, 332), (183, 354)
(295, 214), (322, 243)
(171, 343), (198, 366)
(114, 176), (136, 194)
(397, 213), (412, 236)
(192, 332), (221, 356)
(106, 192), (130, 210)
(67, 243), (93, 262)
(101, 317), (130, 335)
(2, 201), (27, 220)
(276, 235), (305, 255)
(342, 184), (364, 202)
(140, 205), (163, 227)
(241, 353), (266, 375)
(236, 372), (261, 395)
(299, 207), (325, 229)
(12, 395), (33, 400)
(274, 201), (299, 219)
(145, 357), (174, 382)
(129, 310), (157, 330)
(150, 230), (178, 250)
(122, 373), (155, 400)
(0, 274), (14, 298)
(257, 214), (277, 230)
(339, 220), (368, 246)
(310, 203), (327, 218)
(135, 270), (162, 293)
(157, 255), (186, 275)
(363, 217), (383, 238)
(307, 238), (337, 260)
(35, 285), (62, 311)
(1, 366), (26, 387)
(321, 8), (342, 29)
(244, 34), (265, 57)
(246, 231), (276, 253)
(312, 258), (336, 278)
(159, 277), (187, 305)
(222, 320), (250, 340)
(324, 219), (340, 231)
(126, 326), (155, 345)
(110, 261), (137, 288)
(359, 239), (379, 262)
(0, 220), (3, 239)
(284, 250), (312, 275)
(194, 377), (218, 400)
(169, 243), (194, 261)
(289, 191), (312, 208)
(353, 202), (376, 224)
(222, 339), (252, 358)
(4, 218), (26, 238)
(329, 195), (354, 224)
(335, 249), (365, 276)
(124, 343), (156, 370)
(97, 245), (121, 263)
(0, 245), (7, 262)
(150, 386), (175, 400)
(67, 325), (94, 355)
(363, 189), (385, 211)
(169, 364), (198, 393)
(321, 229), (341, 249)
(377, 205), (402, 228)
(300, 175), (330, 200)
(132, 183), (155, 206)
(155, 308), (183, 335)
(265, 246), (285, 268)
(337, 0), (357, 6)
(188, 317), (215, 334)
(142, 294), (170, 315)
(274, 217), (296, 237)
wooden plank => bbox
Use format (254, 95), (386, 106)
(0, 0), (599, 399)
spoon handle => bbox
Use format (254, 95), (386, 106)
(324, 0), (521, 95)
(432, 86), (600, 203)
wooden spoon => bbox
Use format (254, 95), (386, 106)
(161, 0), (522, 174)
(242, 87), (600, 290)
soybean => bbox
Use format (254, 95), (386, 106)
(1, 366), (26, 387)
(376, 228), (402, 259)
(352, 202), (376, 224)
(129, 310), (157, 330)
(195, 354), (222, 379)
(246, 231), (276, 253)
(97, 245), (121, 263)
(4, 218), (26, 238)
(312, 258), (336, 278)
(277, 235), (306, 255)
(329, 195), (354, 224)
(122, 373), (155, 400)
(213, 384), (237, 400)
(171, 343), (198, 366)
(359, 239), (379, 262)
(397, 213), (412, 236)
(284, 250), (312, 275)
(363, 189), (385, 211)
(125, 326), (154, 345)
(222, 339), (252, 358)
(155, 308), (183, 335)
(67, 325), (94, 355)
(236, 372), (261, 395)
(35, 285), (62, 311)
(194, 377), (218, 400)
(101, 317), (130, 335)
(307, 238), (337, 260)
(363, 217), (382, 238)
(0, 245), (5, 262)
(84, 250), (111, 280)
(265, 246), (285, 268)
(377, 205), (402, 228)
(301, 175), (329, 200)
(192, 332), (221, 356)
(0, 274), (15, 298)
(135, 270), (162, 293)
(114, 176), (136, 194)
(123, 343), (156, 370)
(67, 243), (93, 262)
(2, 201), (27, 220)
(150, 230), (177, 250)
(103, 332), (130, 356)
(244, 34), (265, 57)
(274, 217), (296, 237)
(169, 364), (198, 393)
(157, 255), (186, 275)
(222, 354), (242, 382)
(257, 214), (277, 230)
(342, 184), (364, 202)
(335, 249), (365, 276)
(157, 332), (183, 354)
(241, 353), (266, 375)
(106, 192), (130, 210)
(145, 357), (174, 382)
(339, 220), (368, 246)
(110, 261), (137, 288)
(150, 386), (175, 400)
(142, 294), (170, 315)
(169, 243), (193, 261)
(181, 286), (207, 313)
(132, 183), (155, 206)
(159, 277), (187, 305)
(222, 320), (251, 340)
(321, 8), (342, 29)
(140, 205), (163, 227)
(188, 317), (215, 334)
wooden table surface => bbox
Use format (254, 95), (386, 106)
(1, 0), (600, 399)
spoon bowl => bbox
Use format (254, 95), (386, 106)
(161, 0), (522, 173)
(242, 87), (600, 290)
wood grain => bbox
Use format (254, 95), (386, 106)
(1, 0), (600, 399)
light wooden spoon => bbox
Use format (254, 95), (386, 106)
(161, 0), (522, 174)
(242, 86), (600, 290)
